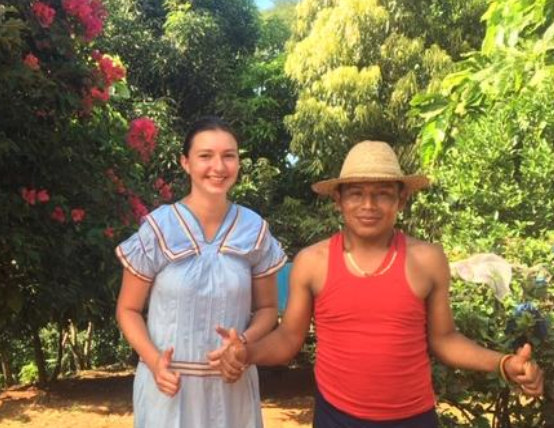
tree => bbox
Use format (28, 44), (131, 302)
(0, 0), (179, 384)
(99, 0), (261, 123)
(284, 0), (486, 178)
(410, 0), (554, 424)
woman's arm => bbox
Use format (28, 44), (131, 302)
(116, 269), (180, 396)
(242, 273), (279, 342)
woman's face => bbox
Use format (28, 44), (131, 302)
(180, 129), (240, 197)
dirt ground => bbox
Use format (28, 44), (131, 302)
(0, 366), (315, 428)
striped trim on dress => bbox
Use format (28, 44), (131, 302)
(218, 206), (241, 253)
(116, 246), (154, 282)
(146, 213), (198, 260)
(252, 253), (288, 279)
(168, 361), (221, 377)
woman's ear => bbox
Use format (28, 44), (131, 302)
(180, 154), (190, 174)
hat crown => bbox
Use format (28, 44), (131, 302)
(340, 141), (404, 179)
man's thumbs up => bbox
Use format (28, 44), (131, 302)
(503, 343), (544, 397)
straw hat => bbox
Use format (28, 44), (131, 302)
(311, 140), (430, 196)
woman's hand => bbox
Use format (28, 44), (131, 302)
(153, 348), (181, 396)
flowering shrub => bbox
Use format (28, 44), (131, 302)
(62, 0), (107, 41)
(0, 0), (179, 385)
(31, 1), (56, 28)
(126, 117), (158, 163)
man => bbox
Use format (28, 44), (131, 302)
(209, 141), (544, 428)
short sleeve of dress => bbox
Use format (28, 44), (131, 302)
(115, 221), (167, 282)
(251, 225), (287, 278)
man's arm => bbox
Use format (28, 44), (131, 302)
(422, 243), (543, 396)
(212, 245), (318, 380)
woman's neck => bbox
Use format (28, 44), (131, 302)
(182, 192), (229, 223)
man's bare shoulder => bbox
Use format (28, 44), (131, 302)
(294, 238), (331, 265)
(291, 238), (331, 294)
(404, 234), (449, 269)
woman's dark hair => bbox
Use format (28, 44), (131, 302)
(182, 116), (239, 156)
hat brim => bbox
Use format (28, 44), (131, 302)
(311, 174), (430, 196)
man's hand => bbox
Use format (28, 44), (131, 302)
(153, 348), (181, 396)
(208, 327), (247, 383)
(504, 343), (544, 397)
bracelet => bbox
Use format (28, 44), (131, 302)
(498, 354), (514, 383)
(239, 332), (248, 345)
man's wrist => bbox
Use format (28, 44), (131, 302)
(498, 354), (515, 383)
(239, 332), (248, 345)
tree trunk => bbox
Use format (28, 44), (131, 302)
(31, 326), (48, 385)
(0, 347), (14, 387)
(68, 319), (86, 370)
(49, 321), (65, 381)
(83, 321), (93, 370)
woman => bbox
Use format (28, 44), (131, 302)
(116, 116), (287, 428)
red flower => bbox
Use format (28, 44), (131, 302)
(103, 227), (114, 238)
(37, 189), (50, 203)
(23, 53), (40, 71)
(91, 86), (110, 102)
(51, 206), (66, 223)
(71, 208), (86, 223)
(126, 117), (158, 163)
(98, 56), (126, 86)
(21, 188), (37, 205)
(159, 184), (173, 202)
(128, 195), (149, 223)
(81, 94), (94, 115)
(106, 168), (126, 194)
(91, 49), (103, 61)
(62, 0), (107, 41)
(153, 178), (165, 190)
(32, 2), (56, 28)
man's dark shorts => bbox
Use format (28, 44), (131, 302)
(313, 387), (439, 428)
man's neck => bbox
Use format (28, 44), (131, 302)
(342, 228), (395, 253)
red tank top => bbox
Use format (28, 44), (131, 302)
(314, 231), (435, 420)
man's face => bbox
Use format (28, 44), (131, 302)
(334, 181), (407, 239)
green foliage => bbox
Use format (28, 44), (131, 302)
(409, 1), (554, 424)
(18, 362), (39, 385)
(435, 247), (554, 427)
(99, 0), (261, 122)
(412, 0), (554, 167)
(285, 0), (486, 179)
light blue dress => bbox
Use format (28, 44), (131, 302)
(116, 202), (287, 428)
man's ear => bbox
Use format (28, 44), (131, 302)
(398, 188), (409, 211)
(180, 154), (190, 174)
(332, 189), (342, 211)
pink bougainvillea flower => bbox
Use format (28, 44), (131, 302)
(23, 53), (40, 71)
(105, 168), (126, 194)
(153, 178), (165, 190)
(103, 226), (114, 238)
(90, 86), (110, 102)
(21, 188), (37, 205)
(81, 94), (94, 115)
(62, 0), (107, 41)
(126, 117), (158, 163)
(91, 49), (103, 61)
(51, 206), (66, 223)
(159, 184), (173, 202)
(32, 1), (56, 28)
(98, 56), (126, 86)
(71, 208), (86, 223)
(37, 189), (50, 203)
(128, 194), (149, 223)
